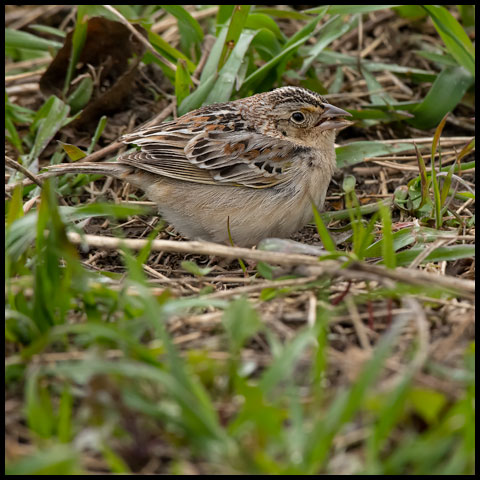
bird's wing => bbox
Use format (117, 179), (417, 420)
(118, 109), (304, 189)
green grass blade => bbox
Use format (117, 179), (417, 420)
(365, 226), (458, 258)
(312, 202), (336, 252)
(335, 141), (412, 168)
(206, 29), (258, 105)
(394, 245), (475, 267)
(66, 76), (93, 114)
(241, 12), (325, 92)
(181, 260), (213, 277)
(57, 384), (73, 443)
(431, 113), (448, 162)
(147, 29), (196, 72)
(217, 5), (252, 70)
(378, 201), (396, 269)
(160, 5), (204, 58)
(6, 185), (24, 226)
(175, 58), (193, 105)
(300, 14), (357, 75)
(414, 143), (430, 209)
(245, 12), (286, 41)
(456, 138), (475, 162)
(87, 115), (107, 155)
(254, 7), (312, 20)
(63, 10), (88, 96)
(431, 150), (443, 229)
(423, 5), (475, 76)
(362, 68), (396, 106)
(25, 369), (55, 438)
(440, 161), (455, 206)
(178, 73), (217, 115)
(216, 5), (235, 32)
(408, 66), (474, 130)
(367, 373), (413, 468)
(200, 27), (228, 82)
(260, 328), (317, 394)
(303, 312), (409, 472)
(5, 27), (63, 51)
(223, 297), (262, 356)
(27, 96), (71, 166)
(5, 445), (81, 475)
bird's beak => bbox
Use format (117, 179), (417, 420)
(316, 104), (353, 132)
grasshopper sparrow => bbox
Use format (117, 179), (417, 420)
(48, 87), (352, 246)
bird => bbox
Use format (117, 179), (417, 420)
(47, 86), (352, 247)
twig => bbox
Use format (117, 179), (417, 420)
(407, 239), (450, 270)
(378, 136), (473, 145)
(5, 69), (46, 84)
(371, 158), (470, 172)
(5, 57), (52, 73)
(5, 156), (43, 188)
(345, 295), (371, 350)
(7, 4), (64, 30)
(192, 34), (216, 82)
(204, 275), (320, 299)
(143, 103), (176, 128)
(64, 232), (475, 299)
(6, 83), (39, 95)
(436, 172), (475, 195)
(456, 197), (474, 216)
(350, 262), (474, 299)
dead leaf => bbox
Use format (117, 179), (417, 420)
(40, 16), (147, 130)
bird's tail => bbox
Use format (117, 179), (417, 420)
(45, 162), (132, 179)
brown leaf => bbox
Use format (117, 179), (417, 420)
(40, 16), (147, 130)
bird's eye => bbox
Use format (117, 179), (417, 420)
(291, 111), (305, 123)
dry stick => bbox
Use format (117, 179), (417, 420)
(363, 150), (465, 161)
(345, 295), (371, 350)
(141, 103), (176, 129)
(6, 83), (39, 95)
(65, 232), (475, 299)
(78, 140), (124, 163)
(348, 262), (474, 299)
(5, 56), (51, 73)
(192, 34), (217, 82)
(340, 9), (396, 46)
(371, 159), (470, 172)
(204, 275), (320, 300)
(5, 156), (43, 188)
(379, 136), (472, 145)
(69, 232), (324, 265)
(408, 239), (450, 270)
(5, 69), (46, 84)
(7, 4), (64, 30)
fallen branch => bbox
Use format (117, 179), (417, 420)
(66, 232), (475, 299)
